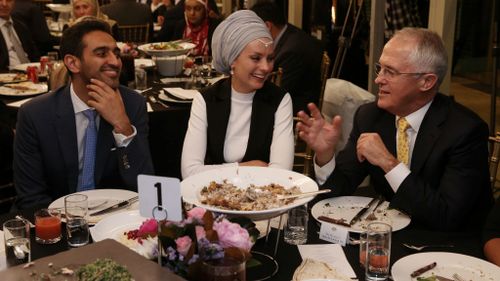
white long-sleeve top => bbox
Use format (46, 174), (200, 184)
(181, 88), (294, 179)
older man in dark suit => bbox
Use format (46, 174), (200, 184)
(14, 20), (154, 209)
(0, 0), (39, 71)
(297, 27), (493, 231)
(252, 1), (324, 114)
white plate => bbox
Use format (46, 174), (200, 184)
(0, 82), (48, 97)
(181, 167), (319, 221)
(158, 92), (192, 103)
(9, 62), (40, 72)
(311, 196), (411, 233)
(48, 189), (139, 224)
(135, 58), (155, 68)
(138, 42), (196, 57)
(0, 73), (27, 83)
(391, 252), (500, 281)
(90, 210), (147, 243)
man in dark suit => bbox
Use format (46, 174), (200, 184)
(0, 0), (39, 72)
(12, 0), (57, 55)
(252, 1), (324, 114)
(14, 20), (154, 209)
(297, 27), (493, 231)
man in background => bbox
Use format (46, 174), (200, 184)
(14, 20), (154, 209)
(0, 0), (39, 71)
(252, 0), (324, 114)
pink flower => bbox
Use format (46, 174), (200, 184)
(137, 219), (157, 237)
(213, 219), (253, 251)
(195, 225), (206, 241)
(187, 207), (206, 220)
(175, 236), (192, 257)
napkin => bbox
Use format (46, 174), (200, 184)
(147, 102), (153, 112)
(292, 258), (352, 281)
(7, 97), (32, 108)
(297, 244), (356, 279)
(164, 87), (199, 100)
(160, 77), (191, 84)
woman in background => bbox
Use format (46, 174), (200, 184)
(181, 10), (294, 178)
(71, 0), (120, 40)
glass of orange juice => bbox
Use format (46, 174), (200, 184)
(34, 209), (62, 244)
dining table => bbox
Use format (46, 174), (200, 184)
(0, 188), (492, 281)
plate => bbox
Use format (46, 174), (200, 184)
(138, 42), (196, 57)
(135, 58), (155, 69)
(9, 62), (40, 72)
(46, 3), (72, 13)
(391, 252), (500, 281)
(48, 189), (139, 224)
(311, 196), (411, 233)
(90, 210), (147, 243)
(0, 82), (48, 97)
(0, 73), (27, 83)
(181, 167), (319, 220)
(158, 92), (192, 103)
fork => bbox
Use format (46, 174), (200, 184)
(149, 95), (169, 108)
(402, 243), (455, 251)
(452, 273), (466, 281)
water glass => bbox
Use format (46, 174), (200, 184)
(359, 231), (367, 267)
(284, 204), (308, 245)
(365, 222), (392, 281)
(47, 51), (59, 62)
(64, 194), (89, 247)
(35, 208), (62, 244)
(202, 257), (246, 281)
(135, 68), (147, 90)
(3, 218), (31, 267)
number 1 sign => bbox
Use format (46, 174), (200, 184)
(137, 175), (183, 222)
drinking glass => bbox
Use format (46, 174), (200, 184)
(3, 218), (30, 267)
(135, 68), (148, 90)
(202, 257), (246, 281)
(47, 51), (59, 62)
(35, 208), (62, 244)
(365, 222), (392, 281)
(64, 194), (89, 247)
(284, 204), (308, 245)
(359, 231), (367, 267)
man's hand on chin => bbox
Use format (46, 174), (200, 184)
(86, 78), (133, 136)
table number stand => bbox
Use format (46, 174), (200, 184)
(152, 205), (168, 265)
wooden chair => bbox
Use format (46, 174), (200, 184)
(118, 24), (150, 44)
(33, 0), (53, 18)
(293, 52), (331, 177)
(268, 67), (283, 87)
(489, 132), (500, 199)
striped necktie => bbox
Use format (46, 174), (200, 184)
(79, 109), (97, 191)
(397, 117), (411, 166)
(4, 21), (29, 64)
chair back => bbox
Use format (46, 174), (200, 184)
(118, 23), (150, 44)
(33, 0), (53, 17)
(489, 132), (500, 198)
(268, 67), (283, 87)
(318, 51), (331, 111)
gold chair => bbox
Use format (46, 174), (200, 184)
(489, 132), (500, 198)
(294, 52), (331, 177)
(268, 67), (283, 87)
(118, 23), (150, 44)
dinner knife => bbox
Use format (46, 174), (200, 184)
(349, 197), (379, 225)
(89, 196), (138, 216)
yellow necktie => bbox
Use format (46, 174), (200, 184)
(397, 117), (411, 165)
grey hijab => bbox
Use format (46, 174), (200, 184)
(211, 10), (272, 75)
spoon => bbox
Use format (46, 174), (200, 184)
(278, 189), (331, 200)
(149, 95), (169, 108)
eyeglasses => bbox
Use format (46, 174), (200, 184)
(374, 63), (430, 79)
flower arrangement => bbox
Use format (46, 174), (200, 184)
(125, 207), (259, 279)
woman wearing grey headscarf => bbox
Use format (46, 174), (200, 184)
(181, 10), (294, 178)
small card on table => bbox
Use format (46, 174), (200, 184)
(138, 175), (182, 221)
(319, 221), (350, 246)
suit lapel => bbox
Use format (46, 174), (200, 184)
(411, 95), (448, 173)
(375, 111), (397, 156)
(54, 86), (79, 193)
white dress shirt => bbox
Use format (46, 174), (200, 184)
(315, 100), (433, 192)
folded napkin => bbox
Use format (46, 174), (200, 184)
(7, 97), (32, 108)
(160, 77), (191, 84)
(147, 102), (153, 112)
(164, 87), (199, 100)
(297, 244), (356, 280)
